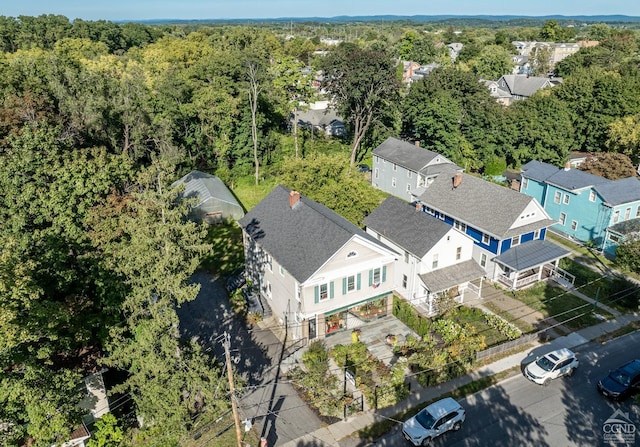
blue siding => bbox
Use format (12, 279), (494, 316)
(500, 238), (512, 254)
(521, 178), (546, 205)
(521, 232), (534, 243)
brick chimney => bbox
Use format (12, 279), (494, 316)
(289, 190), (301, 208)
(452, 172), (463, 188)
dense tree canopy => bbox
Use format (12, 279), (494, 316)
(1, 14), (640, 446)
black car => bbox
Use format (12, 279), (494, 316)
(597, 358), (640, 400)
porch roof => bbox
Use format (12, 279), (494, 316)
(419, 259), (485, 293)
(493, 239), (570, 271)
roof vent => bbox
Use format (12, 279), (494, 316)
(414, 140), (420, 147)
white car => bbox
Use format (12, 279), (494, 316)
(524, 347), (578, 385)
(402, 397), (465, 446)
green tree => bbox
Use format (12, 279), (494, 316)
(319, 43), (401, 166)
(472, 44), (512, 80)
(606, 114), (640, 162)
(87, 414), (124, 447)
(90, 156), (227, 445)
(615, 239), (640, 274)
(277, 152), (387, 226)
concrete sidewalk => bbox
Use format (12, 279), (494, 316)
(279, 311), (640, 447)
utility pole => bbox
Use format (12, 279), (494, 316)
(223, 332), (244, 447)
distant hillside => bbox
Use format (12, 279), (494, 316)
(134, 14), (640, 26)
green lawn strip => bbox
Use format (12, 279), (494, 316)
(353, 368), (517, 442)
(182, 411), (260, 447)
(512, 283), (613, 331)
(593, 321), (640, 344)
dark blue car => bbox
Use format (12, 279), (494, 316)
(597, 358), (640, 400)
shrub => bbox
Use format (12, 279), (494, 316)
(483, 313), (522, 340)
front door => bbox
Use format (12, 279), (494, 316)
(309, 317), (317, 340)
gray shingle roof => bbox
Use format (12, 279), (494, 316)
(608, 217), (640, 236)
(238, 185), (393, 283)
(418, 173), (550, 239)
(364, 196), (452, 258)
(372, 137), (456, 172)
(521, 160), (608, 191)
(493, 240), (570, 271)
(499, 75), (552, 97)
(419, 260), (486, 293)
(172, 170), (240, 207)
(594, 177), (640, 205)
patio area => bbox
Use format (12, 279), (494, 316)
(322, 315), (418, 367)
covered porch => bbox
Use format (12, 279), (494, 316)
(415, 259), (486, 317)
(493, 239), (573, 290)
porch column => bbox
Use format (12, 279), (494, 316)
(318, 314), (327, 340)
(428, 294), (434, 315)
(536, 265), (543, 281)
(511, 273), (518, 290)
(479, 277), (483, 299)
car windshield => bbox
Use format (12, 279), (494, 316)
(536, 356), (556, 372)
(610, 370), (631, 387)
(415, 409), (436, 430)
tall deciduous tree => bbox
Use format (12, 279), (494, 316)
(89, 155), (226, 444)
(319, 43), (400, 166)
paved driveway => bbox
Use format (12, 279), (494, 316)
(178, 271), (323, 446)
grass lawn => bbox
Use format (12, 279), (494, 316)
(512, 282), (613, 331)
(560, 258), (640, 314)
(182, 410), (260, 447)
(231, 175), (277, 212)
(200, 222), (244, 277)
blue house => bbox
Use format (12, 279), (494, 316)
(520, 160), (640, 257)
(414, 171), (571, 290)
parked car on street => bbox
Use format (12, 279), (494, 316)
(524, 348), (578, 385)
(597, 358), (640, 400)
(402, 397), (465, 446)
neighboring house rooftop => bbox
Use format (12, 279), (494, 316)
(372, 137), (457, 172)
(521, 160), (609, 191)
(493, 240), (570, 271)
(238, 185), (394, 283)
(594, 177), (640, 206)
(363, 196), (452, 258)
(419, 172), (555, 239)
(498, 74), (553, 98)
(608, 218), (640, 236)
(419, 259), (486, 293)
(522, 160), (640, 202)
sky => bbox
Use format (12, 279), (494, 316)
(3, 0), (640, 22)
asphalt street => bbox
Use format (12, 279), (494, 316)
(371, 331), (640, 447)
